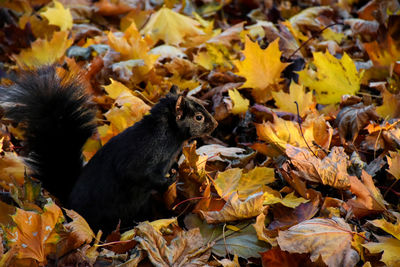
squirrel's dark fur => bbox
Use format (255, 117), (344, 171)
(0, 67), (217, 233)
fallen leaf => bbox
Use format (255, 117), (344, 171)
(134, 222), (211, 266)
(4, 202), (63, 264)
(335, 103), (379, 143)
(263, 191), (309, 209)
(376, 89), (400, 120)
(234, 36), (290, 103)
(228, 88), (249, 114)
(298, 51), (364, 104)
(214, 167), (275, 200)
(40, 0), (73, 31)
(363, 236), (400, 267)
(13, 31), (73, 67)
(346, 170), (386, 218)
(64, 209), (95, 246)
(369, 217), (400, 240)
(272, 81), (315, 117)
(141, 7), (205, 46)
(200, 192), (265, 223)
(286, 145), (351, 189)
(387, 151), (400, 180)
(277, 217), (360, 267)
(260, 247), (311, 267)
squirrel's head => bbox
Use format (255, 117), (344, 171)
(165, 86), (217, 139)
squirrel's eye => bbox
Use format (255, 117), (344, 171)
(195, 114), (204, 121)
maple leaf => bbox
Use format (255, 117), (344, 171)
(376, 88), (400, 119)
(256, 113), (332, 156)
(272, 81), (315, 117)
(298, 51), (364, 104)
(141, 7), (205, 46)
(108, 23), (158, 77)
(363, 236), (400, 267)
(13, 31), (73, 67)
(134, 222), (211, 266)
(40, 0), (73, 31)
(200, 192), (265, 223)
(277, 217), (360, 267)
(228, 88), (250, 114)
(4, 202), (63, 264)
(364, 35), (400, 68)
(234, 36), (290, 103)
(387, 151), (400, 180)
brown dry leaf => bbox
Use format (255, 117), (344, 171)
(346, 170), (386, 218)
(13, 31), (73, 67)
(134, 222), (211, 267)
(4, 202), (63, 264)
(207, 22), (244, 47)
(64, 209), (95, 246)
(200, 192), (264, 224)
(234, 36), (290, 103)
(260, 247), (312, 267)
(286, 145), (351, 189)
(289, 6), (333, 31)
(95, 0), (133, 16)
(344, 19), (379, 37)
(0, 152), (26, 189)
(277, 217), (360, 267)
(335, 103), (379, 144)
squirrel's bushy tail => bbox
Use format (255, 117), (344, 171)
(0, 67), (96, 203)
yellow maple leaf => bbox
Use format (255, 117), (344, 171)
(40, 0), (73, 31)
(140, 7), (205, 46)
(228, 88), (249, 114)
(272, 81), (315, 116)
(387, 151), (400, 180)
(108, 23), (158, 76)
(5, 202), (63, 264)
(214, 167), (275, 200)
(363, 236), (400, 267)
(256, 113), (332, 156)
(298, 51), (364, 105)
(234, 36), (290, 103)
(13, 31), (73, 67)
(376, 88), (400, 119)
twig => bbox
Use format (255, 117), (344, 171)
(294, 101), (318, 157)
(288, 23), (345, 60)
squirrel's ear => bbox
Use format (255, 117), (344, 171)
(169, 85), (179, 95)
(175, 95), (184, 120)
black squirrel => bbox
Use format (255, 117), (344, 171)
(0, 67), (218, 233)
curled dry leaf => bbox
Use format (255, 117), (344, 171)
(286, 145), (351, 189)
(346, 170), (386, 218)
(134, 222), (211, 267)
(335, 103), (379, 144)
(200, 192), (265, 224)
(277, 217), (360, 267)
(64, 209), (95, 247)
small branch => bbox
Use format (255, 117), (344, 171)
(294, 101), (318, 157)
(288, 23), (345, 60)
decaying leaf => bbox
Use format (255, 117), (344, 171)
(336, 103), (379, 144)
(286, 145), (351, 189)
(277, 217), (360, 267)
(346, 170), (386, 218)
(200, 192), (265, 223)
(134, 222), (211, 266)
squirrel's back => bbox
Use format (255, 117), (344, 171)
(0, 67), (96, 203)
